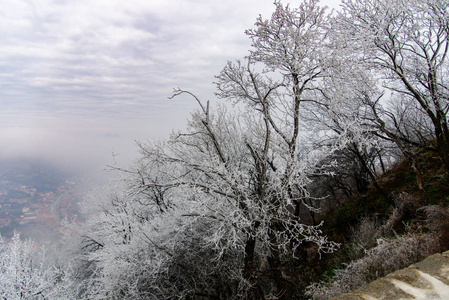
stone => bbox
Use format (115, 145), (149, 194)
(331, 251), (449, 300)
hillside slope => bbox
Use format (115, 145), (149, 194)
(304, 150), (449, 299)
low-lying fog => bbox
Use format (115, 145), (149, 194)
(0, 114), (191, 185)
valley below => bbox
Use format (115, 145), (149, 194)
(0, 160), (92, 246)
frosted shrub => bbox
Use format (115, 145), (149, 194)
(346, 217), (382, 261)
(422, 205), (449, 232)
(305, 233), (439, 299)
(0, 233), (75, 299)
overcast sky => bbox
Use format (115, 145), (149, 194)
(0, 0), (340, 182)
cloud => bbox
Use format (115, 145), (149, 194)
(0, 0), (340, 179)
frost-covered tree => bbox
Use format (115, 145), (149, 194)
(238, 0), (390, 209)
(62, 1), (355, 298)
(0, 233), (73, 299)
(67, 98), (340, 298)
(300, 79), (391, 202)
(336, 0), (449, 174)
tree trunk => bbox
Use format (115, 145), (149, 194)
(243, 237), (256, 279)
(243, 236), (263, 299)
(435, 123), (449, 169)
(267, 230), (285, 297)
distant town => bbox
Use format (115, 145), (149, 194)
(0, 160), (88, 245)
